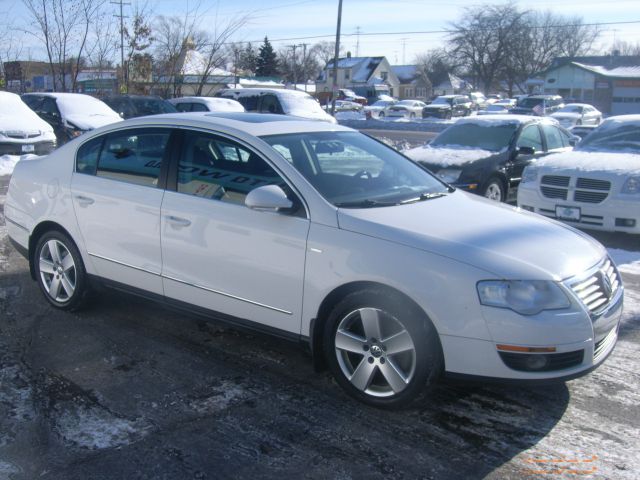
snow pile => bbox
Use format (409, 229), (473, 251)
(535, 151), (640, 174)
(0, 154), (40, 176)
(335, 111), (365, 121)
(404, 145), (495, 166)
(55, 407), (141, 449)
(609, 248), (640, 275)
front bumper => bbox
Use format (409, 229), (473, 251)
(518, 184), (640, 234)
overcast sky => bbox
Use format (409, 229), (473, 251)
(7, 0), (640, 65)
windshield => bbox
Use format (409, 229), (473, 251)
(430, 122), (519, 151)
(518, 98), (544, 108)
(261, 131), (448, 207)
(57, 95), (117, 116)
(577, 121), (640, 153)
(558, 105), (583, 114)
(131, 98), (177, 115)
(280, 94), (326, 116)
(431, 97), (451, 105)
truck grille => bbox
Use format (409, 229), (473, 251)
(540, 175), (611, 204)
(569, 258), (621, 316)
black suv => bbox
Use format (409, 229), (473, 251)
(510, 95), (564, 116)
(422, 95), (472, 119)
(102, 95), (177, 119)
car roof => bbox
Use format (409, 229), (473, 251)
(22, 92), (96, 99)
(455, 114), (557, 125)
(88, 112), (351, 137)
(221, 88), (312, 98)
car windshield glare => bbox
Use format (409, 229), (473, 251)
(261, 131), (448, 207)
(577, 123), (640, 153)
(430, 122), (519, 151)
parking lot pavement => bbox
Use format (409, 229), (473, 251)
(0, 173), (639, 479)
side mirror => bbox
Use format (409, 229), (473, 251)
(517, 146), (535, 156)
(245, 185), (293, 212)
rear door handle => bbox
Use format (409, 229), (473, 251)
(165, 215), (191, 227)
(75, 195), (95, 205)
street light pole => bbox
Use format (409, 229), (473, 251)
(330, 0), (343, 117)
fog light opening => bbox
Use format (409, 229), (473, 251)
(524, 354), (549, 371)
(521, 205), (535, 212)
(615, 218), (636, 228)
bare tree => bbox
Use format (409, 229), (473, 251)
(309, 41), (344, 67)
(22, 0), (100, 92)
(608, 40), (640, 56)
(413, 48), (459, 88)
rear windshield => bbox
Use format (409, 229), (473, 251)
(577, 121), (640, 153)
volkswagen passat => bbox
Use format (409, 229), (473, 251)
(6, 113), (623, 408)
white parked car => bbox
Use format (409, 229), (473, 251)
(0, 92), (57, 155)
(550, 103), (602, 128)
(6, 113), (622, 408)
(364, 99), (397, 119)
(21, 93), (122, 145)
(384, 100), (427, 119)
(168, 96), (244, 113)
(518, 115), (639, 234)
(477, 99), (517, 115)
(216, 88), (336, 123)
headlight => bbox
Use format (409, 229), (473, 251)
(436, 168), (462, 183)
(521, 167), (538, 184)
(477, 280), (570, 315)
(622, 176), (640, 194)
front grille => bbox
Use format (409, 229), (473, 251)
(542, 175), (570, 187)
(4, 130), (41, 139)
(576, 178), (610, 190)
(570, 258), (621, 316)
(541, 186), (567, 199)
(574, 191), (608, 203)
(499, 350), (584, 372)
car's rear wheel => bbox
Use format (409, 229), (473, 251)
(482, 177), (505, 202)
(35, 230), (89, 310)
(445, 111), (452, 119)
(409, 112), (416, 119)
(324, 289), (441, 408)
(378, 112), (385, 118)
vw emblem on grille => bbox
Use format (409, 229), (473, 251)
(600, 271), (613, 298)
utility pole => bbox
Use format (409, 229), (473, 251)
(111, 0), (131, 93)
(300, 43), (309, 91)
(401, 38), (408, 64)
(286, 44), (298, 87)
(330, 0), (343, 116)
(355, 26), (361, 57)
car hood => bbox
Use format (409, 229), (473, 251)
(65, 113), (123, 130)
(404, 145), (504, 169)
(337, 191), (605, 280)
(532, 150), (640, 175)
(0, 112), (54, 134)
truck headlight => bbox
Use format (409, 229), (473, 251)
(521, 167), (538, 184)
(436, 168), (462, 184)
(477, 280), (570, 315)
(622, 176), (640, 194)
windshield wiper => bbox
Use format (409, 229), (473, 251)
(335, 199), (400, 208)
(400, 192), (447, 204)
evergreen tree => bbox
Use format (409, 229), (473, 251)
(241, 43), (258, 73)
(256, 36), (278, 76)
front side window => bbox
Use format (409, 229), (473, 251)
(517, 125), (544, 151)
(542, 124), (565, 150)
(177, 131), (285, 205)
(260, 95), (283, 114)
(96, 128), (170, 187)
(262, 131), (448, 207)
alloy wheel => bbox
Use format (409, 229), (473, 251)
(39, 239), (76, 303)
(484, 182), (503, 201)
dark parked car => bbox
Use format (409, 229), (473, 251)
(422, 95), (472, 119)
(510, 95), (564, 116)
(404, 115), (578, 202)
(102, 95), (177, 119)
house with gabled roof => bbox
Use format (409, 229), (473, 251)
(390, 65), (431, 100)
(316, 54), (400, 103)
(540, 55), (640, 115)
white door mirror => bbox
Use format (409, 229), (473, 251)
(245, 185), (293, 212)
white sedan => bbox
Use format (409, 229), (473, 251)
(0, 92), (56, 155)
(6, 112), (622, 408)
(168, 96), (244, 113)
(384, 100), (427, 119)
(550, 103), (602, 128)
(518, 114), (639, 234)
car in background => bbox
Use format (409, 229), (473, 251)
(384, 99), (428, 119)
(511, 95), (564, 116)
(168, 96), (245, 113)
(423, 95), (472, 119)
(22, 93), (122, 145)
(102, 95), (177, 119)
(518, 115), (639, 233)
(337, 88), (367, 105)
(569, 124), (598, 140)
(5, 112), (622, 408)
(477, 99), (517, 115)
(325, 100), (364, 113)
(469, 91), (488, 110)
(364, 99), (397, 119)
(0, 91), (56, 155)
(404, 115), (577, 202)
(550, 103), (602, 128)
(216, 88), (336, 123)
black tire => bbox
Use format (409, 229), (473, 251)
(409, 112), (416, 119)
(34, 230), (90, 311)
(482, 177), (506, 202)
(378, 112), (385, 119)
(445, 111), (452, 120)
(323, 288), (442, 409)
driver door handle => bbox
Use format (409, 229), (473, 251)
(165, 215), (191, 227)
(75, 195), (95, 206)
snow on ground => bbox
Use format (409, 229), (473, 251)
(0, 155), (21, 176)
(609, 248), (640, 275)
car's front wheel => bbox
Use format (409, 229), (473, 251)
(378, 111), (385, 118)
(482, 177), (505, 202)
(35, 230), (89, 310)
(324, 289), (442, 408)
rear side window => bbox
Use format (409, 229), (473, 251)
(191, 102), (208, 112)
(542, 124), (565, 150)
(236, 95), (259, 111)
(76, 137), (103, 175)
(517, 125), (543, 151)
(174, 102), (191, 112)
(96, 128), (170, 187)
